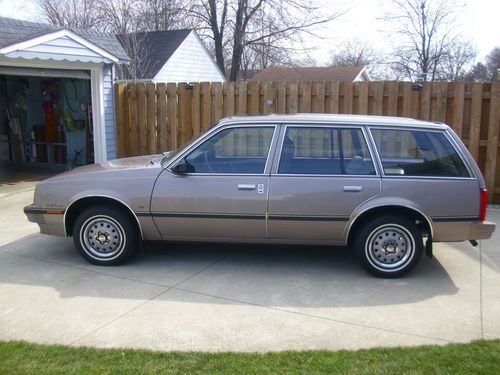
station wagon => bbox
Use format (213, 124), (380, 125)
(24, 114), (496, 277)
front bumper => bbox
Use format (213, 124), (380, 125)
(24, 204), (66, 237)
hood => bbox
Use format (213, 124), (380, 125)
(44, 155), (163, 180)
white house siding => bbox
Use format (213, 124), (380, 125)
(153, 31), (225, 83)
(5, 36), (107, 63)
(103, 64), (117, 160)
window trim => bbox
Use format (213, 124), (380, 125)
(272, 124), (380, 177)
(167, 124), (278, 176)
(367, 126), (476, 180)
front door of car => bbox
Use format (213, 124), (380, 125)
(150, 125), (276, 241)
(267, 126), (381, 243)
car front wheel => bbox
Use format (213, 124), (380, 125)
(72, 206), (138, 266)
(354, 215), (423, 278)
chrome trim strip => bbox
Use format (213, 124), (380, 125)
(268, 215), (349, 222)
(149, 212), (266, 220)
(432, 216), (480, 222)
(63, 195), (144, 239)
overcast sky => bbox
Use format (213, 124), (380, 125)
(1, 0), (498, 65)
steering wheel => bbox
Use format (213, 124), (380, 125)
(202, 150), (216, 173)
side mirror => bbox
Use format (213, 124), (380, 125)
(171, 159), (192, 174)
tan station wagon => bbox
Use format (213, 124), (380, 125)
(25, 114), (495, 277)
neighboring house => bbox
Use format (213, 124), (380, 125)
(118, 29), (226, 83)
(250, 66), (371, 82)
(0, 16), (129, 164)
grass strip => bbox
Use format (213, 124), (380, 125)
(0, 339), (499, 374)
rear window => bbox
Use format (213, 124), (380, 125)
(371, 129), (470, 177)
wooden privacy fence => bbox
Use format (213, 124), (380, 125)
(115, 81), (500, 202)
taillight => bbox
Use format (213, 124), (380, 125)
(480, 188), (487, 222)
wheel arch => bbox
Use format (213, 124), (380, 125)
(64, 195), (143, 239)
(346, 205), (433, 246)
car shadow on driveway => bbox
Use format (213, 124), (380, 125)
(0, 233), (459, 308)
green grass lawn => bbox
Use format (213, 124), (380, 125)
(1, 340), (499, 374)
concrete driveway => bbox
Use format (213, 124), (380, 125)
(0, 180), (499, 352)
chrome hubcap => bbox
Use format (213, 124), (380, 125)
(365, 224), (415, 271)
(80, 215), (126, 260)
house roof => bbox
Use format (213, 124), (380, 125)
(250, 66), (368, 82)
(0, 16), (129, 62)
(118, 29), (192, 79)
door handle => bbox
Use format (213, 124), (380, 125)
(343, 186), (362, 192)
(238, 184), (256, 190)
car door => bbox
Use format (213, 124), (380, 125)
(267, 125), (381, 243)
(150, 125), (277, 240)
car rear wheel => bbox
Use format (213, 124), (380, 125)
(72, 206), (138, 266)
(354, 215), (423, 278)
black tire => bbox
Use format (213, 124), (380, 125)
(353, 215), (423, 278)
(72, 206), (138, 266)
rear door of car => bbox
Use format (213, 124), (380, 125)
(150, 124), (278, 240)
(267, 124), (382, 243)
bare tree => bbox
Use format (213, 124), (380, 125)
(37, 0), (103, 29)
(383, 0), (463, 81)
(437, 40), (477, 81)
(187, 0), (345, 81)
(135, 0), (186, 31)
(486, 47), (500, 81)
(115, 33), (154, 80)
(330, 39), (379, 67)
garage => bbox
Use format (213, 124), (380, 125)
(0, 16), (129, 171)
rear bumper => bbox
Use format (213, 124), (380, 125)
(432, 219), (495, 242)
(469, 220), (496, 240)
(24, 205), (66, 237)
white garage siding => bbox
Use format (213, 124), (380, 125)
(153, 31), (225, 83)
(103, 64), (117, 160)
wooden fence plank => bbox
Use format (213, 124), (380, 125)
(136, 83), (147, 155)
(300, 81), (312, 113)
(402, 83), (413, 118)
(433, 82), (448, 122)
(312, 81), (325, 113)
(212, 82), (223, 124)
(157, 83), (167, 152)
(146, 82), (157, 154)
(236, 81), (247, 115)
(372, 82), (384, 115)
(357, 82), (369, 115)
(262, 82), (274, 114)
(248, 81), (260, 115)
(178, 83), (192, 146)
(223, 82), (235, 117)
(451, 82), (465, 137)
(419, 83), (431, 120)
(287, 82), (299, 114)
(123, 83), (131, 156)
(326, 81), (340, 113)
(167, 82), (177, 150)
(114, 83), (126, 157)
(275, 81), (286, 114)
(468, 83), (482, 162)
(192, 83), (201, 137)
(200, 82), (211, 131)
(386, 82), (399, 116)
(485, 83), (500, 200)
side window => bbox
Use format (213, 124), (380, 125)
(184, 127), (274, 173)
(371, 129), (470, 177)
(278, 127), (376, 175)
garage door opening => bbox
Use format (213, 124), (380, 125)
(0, 70), (94, 172)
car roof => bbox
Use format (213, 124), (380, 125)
(219, 114), (448, 129)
